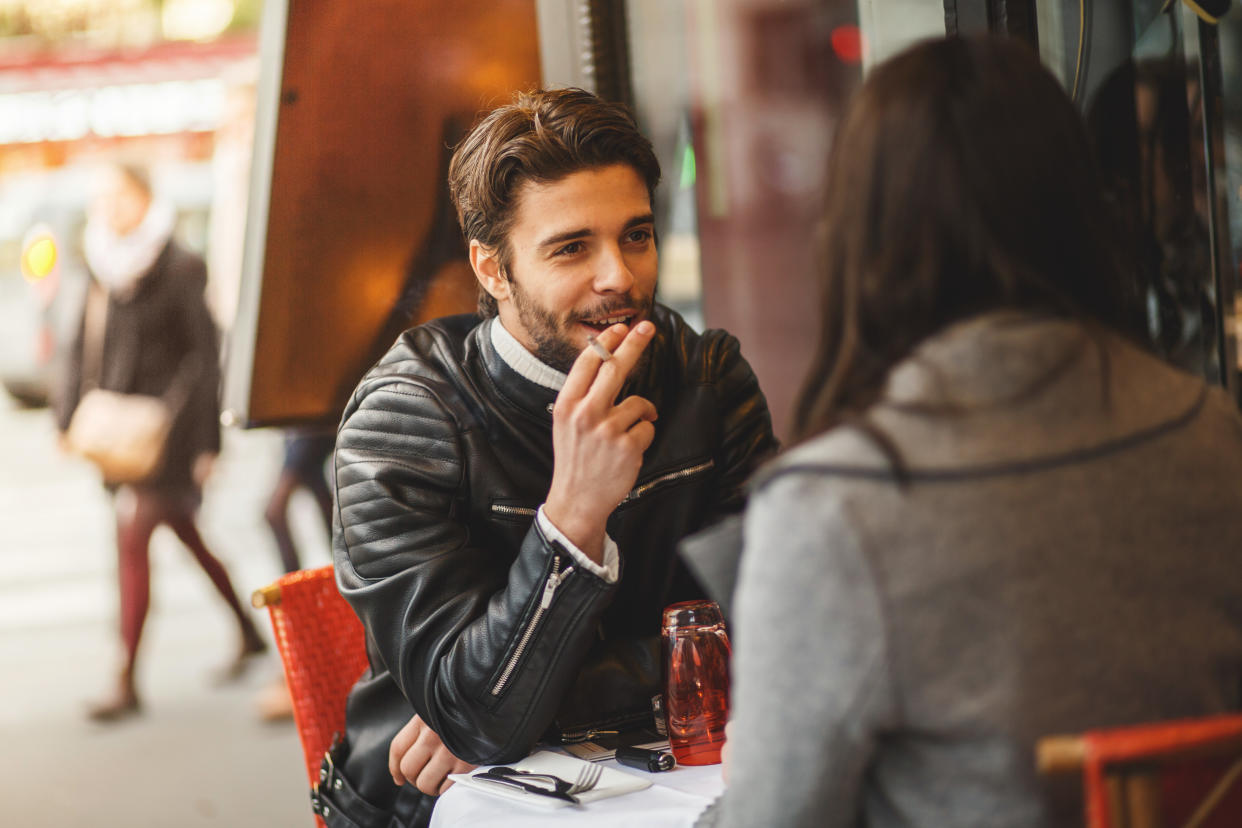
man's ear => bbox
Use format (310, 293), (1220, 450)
(469, 240), (511, 303)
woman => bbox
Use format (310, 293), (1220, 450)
(58, 163), (266, 721)
(703, 37), (1242, 826)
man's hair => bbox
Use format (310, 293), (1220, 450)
(448, 88), (661, 317)
(791, 35), (1134, 443)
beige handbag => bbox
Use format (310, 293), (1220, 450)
(65, 284), (174, 485)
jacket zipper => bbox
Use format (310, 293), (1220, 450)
(491, 504), (537, 519)
(619, 459), (715, 506)
(491, 558), (574, 696)
(558, 707), (659, 743)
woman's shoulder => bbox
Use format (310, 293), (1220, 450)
(752, 426), (896, 494)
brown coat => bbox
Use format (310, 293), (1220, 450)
(58, 239), (221, 495)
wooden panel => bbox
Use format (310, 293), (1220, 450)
(229, 0), (540, 426)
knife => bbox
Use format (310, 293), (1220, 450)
(471, 769), (581, 804)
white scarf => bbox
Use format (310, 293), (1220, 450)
(83, 200), (176, 296)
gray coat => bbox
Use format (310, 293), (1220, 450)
(704, 312), (1242, 828)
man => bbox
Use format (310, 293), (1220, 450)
(322, 88), (776, 827)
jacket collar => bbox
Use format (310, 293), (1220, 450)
(475, 318), (561, 423)
(488, 317), (567, 391)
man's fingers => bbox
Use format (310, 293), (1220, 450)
(558, 323), (631, 403)
(611, 319), (656, 363)
(626, 419), (657, 453)
(584, 321), (655, 406)
(436, 760), (478, 796)
(611, 395), (658, 430)
(397, 742), (434, 788)
(389, 715), (475, 795)
(389, 715), (425, 785)
(414, 749), (457, 796)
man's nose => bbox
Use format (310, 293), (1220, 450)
(593, 245), (635, 294)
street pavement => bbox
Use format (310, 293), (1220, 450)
(1, 392), (333, 826)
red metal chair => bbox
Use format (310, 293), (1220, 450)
(1038, 713), (1242, 827)
(252, 565), (369, 828)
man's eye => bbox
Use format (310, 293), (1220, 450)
(554, 241), (584, 256)
(626, 229), (652, 244)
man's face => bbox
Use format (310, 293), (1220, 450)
(485, 163), (658, 373)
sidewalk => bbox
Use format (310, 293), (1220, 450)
(0, 394), (332, 826)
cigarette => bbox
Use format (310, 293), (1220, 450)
(587, 334), (613, 361)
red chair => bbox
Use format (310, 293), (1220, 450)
(1038, 713), (1242, 827)
(252, 565), (370, 828)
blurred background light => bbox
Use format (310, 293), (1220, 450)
(162, 0), (235, 42)
(20, 227), (56, 282)
(830, 24), (864, 65)
(0, 78), (225, 144)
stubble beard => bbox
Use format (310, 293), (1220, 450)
(509, 276), (657, 376)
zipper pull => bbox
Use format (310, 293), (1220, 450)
(540, 566), (573, 609)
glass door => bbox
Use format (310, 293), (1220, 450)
(1036, 0), (1236, 392)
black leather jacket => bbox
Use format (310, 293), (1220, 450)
(327, 306), (775, 823)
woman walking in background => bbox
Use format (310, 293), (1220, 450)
(57, 163), (265, 722)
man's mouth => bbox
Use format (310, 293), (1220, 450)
(579, 313), (636, 333)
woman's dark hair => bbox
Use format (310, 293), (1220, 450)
(791, 36), (1133, 442)
(448, 88), (661, 317)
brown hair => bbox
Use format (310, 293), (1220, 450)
(791, 36), (1134, 444)
(448, 88), (661, 316)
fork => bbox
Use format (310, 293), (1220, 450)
(566, 762), (603, 796)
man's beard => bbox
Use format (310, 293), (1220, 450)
(509, 277), (656, 375)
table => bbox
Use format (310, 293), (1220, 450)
(430, 757), (724, 827)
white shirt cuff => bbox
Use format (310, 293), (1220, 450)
(536, 505), (619, 584)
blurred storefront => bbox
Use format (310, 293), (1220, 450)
(0, 0), (258, 406)
(9, 1), (1242, 432)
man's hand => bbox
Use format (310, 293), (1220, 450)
(388, 714), (477, 795)
(545, 321), (658, 563)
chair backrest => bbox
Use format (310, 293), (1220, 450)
(253, 565), (369, 825)
(1038, 713), (1242, 828)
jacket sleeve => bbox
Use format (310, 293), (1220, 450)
(706, 332), (779, 519)
(332, 379), (620, 764)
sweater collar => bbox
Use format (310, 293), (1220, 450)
(488, 317), (567, 391)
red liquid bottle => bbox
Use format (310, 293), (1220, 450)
(661, 600), (731, 766)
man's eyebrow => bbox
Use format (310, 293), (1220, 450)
(538, 227), (591, 249)
(537, 213), (656, 250)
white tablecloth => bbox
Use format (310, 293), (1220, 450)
(430, 758), (724, 827)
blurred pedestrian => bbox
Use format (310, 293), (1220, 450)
(255, 427), (334, 722)
(264, 428), (334, 574)
(56, 162), (266, 722)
